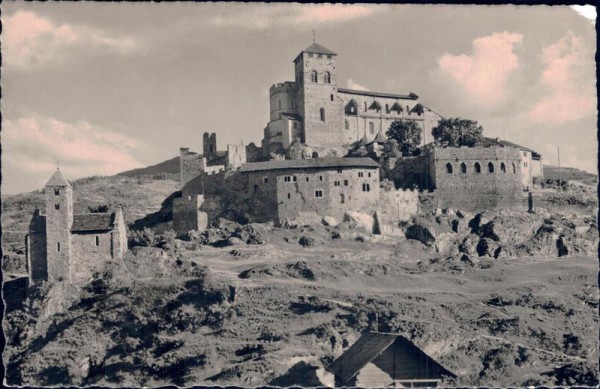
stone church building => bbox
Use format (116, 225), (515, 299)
(262, 42), (442, 156)
(26, 168), (128, 284)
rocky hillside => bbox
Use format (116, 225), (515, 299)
(2, 168), (598, 387)
(3, 209), (599, 387)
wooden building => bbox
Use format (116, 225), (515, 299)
(329, 332), (456, 387)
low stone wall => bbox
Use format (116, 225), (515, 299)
(378, 188), (420, 224)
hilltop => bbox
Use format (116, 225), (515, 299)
(117, 157), (180, 178)
(543, 165), (597, 185)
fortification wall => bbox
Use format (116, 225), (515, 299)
(173, 195), (208, 235)
(378, 188), (420, 223)
(227, 144), (247, 169)
(27, 231), (47, 282)
(70, 231), (113, 284)
(274, 167), (380, 222)
(432, 146), (523, 211)
(180, 149), (205, 187)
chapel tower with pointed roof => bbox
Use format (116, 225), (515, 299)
(45, 168), (73, 281)
(293, 42), (345, 147)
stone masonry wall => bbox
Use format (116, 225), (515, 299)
(275, 167), (380, 222)
(70, 231), (112, 284)
(180, 149), (205, 187)
(298, 52), (346, 148)
(227, 144), (247, 169)
(27, 231), (47, 282)
(270, 82), (298, 121)
(432, 146), (523, 211)
(45, 185), (73, 282)
(173, 195), (209, 235)
(378, 188), (420, 223)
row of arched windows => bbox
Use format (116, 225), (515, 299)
(310, 70), (331, 84)
(342, 119), (377, 133)
(445, 161), (516, 174)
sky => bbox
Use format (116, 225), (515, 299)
(1, 2), (597, 194)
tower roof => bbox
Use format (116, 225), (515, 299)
(303, 42), (337, 56)
(46, 168), (71, 187)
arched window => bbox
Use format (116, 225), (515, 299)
(474, 162), (481, 173)
(460, 163), (467, 173)
(488, 162), (494, 173)
(320, 108), (326, 122)
(345, 119), (349, 130)
(324, 71), (331, 84)
(310, 70), (318, 83)
(512, 163), (516, 174)
(369, 121), (375, 134)
(446, 163), (453, 174)
(278, 100), (281, 109)
(500, 162), (506, 173)
(385, 104), (390, 114)
(364, 102), (368, 111)
(95, 236), (100, 246)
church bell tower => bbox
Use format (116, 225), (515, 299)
(294, 41), (344, 147)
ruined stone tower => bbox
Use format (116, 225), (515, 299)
(294, 42), (344, 147)
(203, 132), (217, 161)
(45, 168), (73, 281)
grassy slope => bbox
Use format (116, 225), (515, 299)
(117, 157), (180, 177)
(544, 165), (597, 184)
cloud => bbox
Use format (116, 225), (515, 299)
(436, 31), (523, 107)
(346, 78), (370, 91)
(570, 5), (597, 23)
(2, 115), (145, 192)
(2, 10), (140, 70)
(526, 32), (596, 124)
(210, 4), (381, 30)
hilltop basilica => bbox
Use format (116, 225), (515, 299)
(261, 42), (442, 155)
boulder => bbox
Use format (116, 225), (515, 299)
(405, 223), (436, 246)
(298, 236), (315, 247)
(434, 232), (456, 253)
(451, 218), (469, 234)
(322, 216), (339, 227)
(459, 234), (479, 255)
(477, 238), (500, 257)
(478, 214), (543, 245)
(344, 211), (375, 233)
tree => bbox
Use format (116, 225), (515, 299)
(382, 138), (400, 159)
(386, 120), (422, 156)
(431, 118), (484, 147)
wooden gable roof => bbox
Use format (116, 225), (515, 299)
(329, 332), (456, 384)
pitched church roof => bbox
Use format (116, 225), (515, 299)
(329, 332), (456, 384)
(303, 42), (337, 56)
(46, 168), (71, 187)
(71, 213), (115, 233)
(239, 157), (379, 173)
